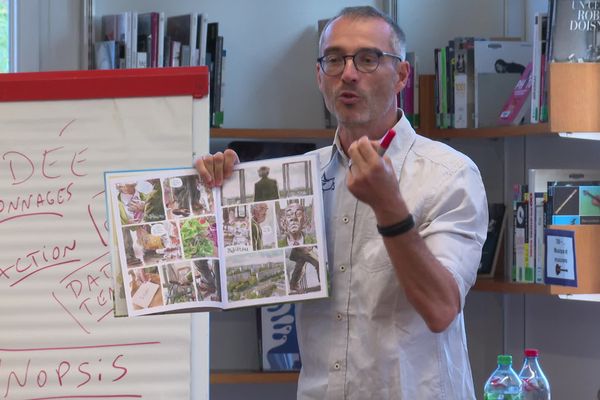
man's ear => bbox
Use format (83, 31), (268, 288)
(316, 63), (324, 91)
(395, 60), (411, 94)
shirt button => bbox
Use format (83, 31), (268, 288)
(342, 216), (350, 224)
(339, 265), (346, 272)
(333, 362), (341, 370)
(336, 313), (343, 321)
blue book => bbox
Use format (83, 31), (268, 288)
(258, 304), (301, 371)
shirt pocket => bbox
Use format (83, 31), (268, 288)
(355, 231), (393, 273)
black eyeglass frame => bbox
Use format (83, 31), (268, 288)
(317, 49), (403, 76)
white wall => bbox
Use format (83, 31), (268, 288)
(16, 0), (600, 399)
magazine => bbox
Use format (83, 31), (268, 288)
(105, 154), (328, 317)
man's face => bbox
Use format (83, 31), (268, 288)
(284, 204), (306, 234)
(252, 204), (268, 224)
(317, 16), (407, 128)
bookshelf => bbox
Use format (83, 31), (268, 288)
(473, 225), (600, 295)
(549, 63), (600, 133)
(211, 371), (299, 385)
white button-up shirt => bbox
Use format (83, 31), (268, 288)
(296, 114), (488, 400)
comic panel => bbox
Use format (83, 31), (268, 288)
(122, 221), (182, 269)
(114, 178), (165, 225)
(180, 215), (219, 259)
(226, 249), (287, 302)
(275, 198), (316, 248)
(249, 202), (277, 251)
(127, 266), (164, 310)
(223, 205), (252, 254)
(159, 261), (196, 305)
(162, 174), (215, 219)
(193, 259), (221, 301)
(285, 246), (322, 295)
(221, 159), (314, 206)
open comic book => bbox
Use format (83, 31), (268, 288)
(105, 154), (328, 317)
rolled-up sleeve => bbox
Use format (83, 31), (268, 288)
(418, 160), (488, 309)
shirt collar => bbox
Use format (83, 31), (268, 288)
(329, 110), (417, 174)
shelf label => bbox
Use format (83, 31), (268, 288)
(544, 229), (577, 287)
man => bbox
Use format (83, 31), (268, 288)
(277, 202), (316, 247)
(251, 202), (269, 250)
(196, 6), (487, 399)
(253, 166), (280, 201)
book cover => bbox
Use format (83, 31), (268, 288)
(258, 304), (302, 371)
(166, 13), (198, 66)
(548, 181), (600, 225)
(478, 203), (506, 278)
(497, 62), (534, 126)
(94, 40), (116, 70)
(453, 37), (481, 128)
(514, 201), (528, 282)
(105, 154), (329, 317)
(474, 40), (532, 127)
(550, 0), (600, 62)
(531, 12), (548, 123)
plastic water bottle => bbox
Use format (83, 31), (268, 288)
(484, 354), (523, 399)
(518, 348), (551, 399)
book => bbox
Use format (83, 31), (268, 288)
(514, 201), (530, 282)
(550, 0), (600, 62)
(497, 62), (534, 126)
(547, 181), (600, 225)
(166, 13), (199, 66)
(527, 169), (600, 282)
(473, 40), (532, 127)
(530, 12), (548, 123)
(453, 37), (481, 128)
(258, 303), (302, 371)
(478, 203), (506, 278)
(94, 40), (117, 69)
(105, 154), (329, 317)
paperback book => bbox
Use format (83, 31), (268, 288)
(105, 154), (328, 317)
(547, 181), (600, 225)
(550, 0), (600, 62)
(258, 303), (302, 371)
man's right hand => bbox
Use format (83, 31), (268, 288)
(195, 149), (240, 188)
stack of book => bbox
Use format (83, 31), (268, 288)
(94, 11), (225, 127)
(511, 169), (600, 284)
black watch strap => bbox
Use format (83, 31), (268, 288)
(377, 214), (415, 237)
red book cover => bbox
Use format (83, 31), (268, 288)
(498, 62), (533, 126)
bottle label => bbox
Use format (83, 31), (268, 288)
(484, 394), (522, 400)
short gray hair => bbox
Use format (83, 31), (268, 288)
(319, 6), (406, 60)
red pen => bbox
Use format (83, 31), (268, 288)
(377, 129), (396, 157)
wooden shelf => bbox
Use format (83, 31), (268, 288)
(211, 124), (550, 140)
(474, 225), (600, 295)
(210, 370), (299, 385)
(418, 122), (550, 139)
(550, 63), (600, 133)
(472, 278), (597, 295)
(210, 128), (334, 140)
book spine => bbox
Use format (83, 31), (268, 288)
(535, 193), (545, 283)
(157, 13), (165, 67)
(498, 62), (534, 126)
(440, 47), (448, 128)
(530, 13), (542, 123)
(453, 38), (469, 128)
(150, 12), (158, 68)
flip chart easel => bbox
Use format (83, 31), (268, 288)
(0, 67), (209, 399)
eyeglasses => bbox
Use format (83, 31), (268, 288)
(317, 49), (403, 76)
